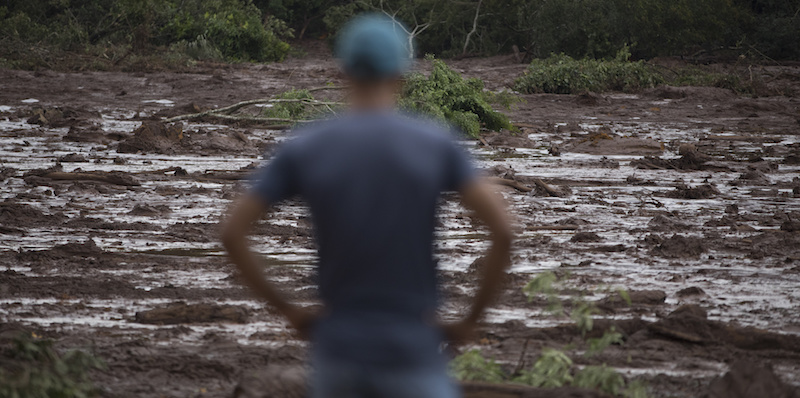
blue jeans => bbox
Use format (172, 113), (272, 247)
(310, 355), (460, 398)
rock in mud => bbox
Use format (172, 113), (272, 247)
(0, 200), (64, 228)
(233, 366), (307, 398)
(57, 153), (87, 163)
(652, 234), (707, 258)
(565, 135), (663, 156)
(570, 232), (602, 242)
(598, 290), (666, 312)
(676, 286), (706, 298)
(705, 360), (800, 398)
(631, 144), (715, 171)
(781, 220), (800, 233)
(128, 204), (172, 216)
(482, 130), (537, 149)
(575, 92), (607, 106)
(135, 302), (248, 324)
(117, 121), (184, 154)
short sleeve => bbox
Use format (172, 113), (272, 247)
(443, 140), (477, 192)
(251, 143), (299, 204)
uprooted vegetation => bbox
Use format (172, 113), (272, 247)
(165, 61), (517, 138)
(400, 57), (517, 138)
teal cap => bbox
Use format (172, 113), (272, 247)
(335, 14), (412, 80)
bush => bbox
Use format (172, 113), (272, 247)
(0, 334), (105, 398)
(400, 57), (515, 138)
(0, 0), (292, 67)
(514, 48), (663, 94)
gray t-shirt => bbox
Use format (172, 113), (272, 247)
(253, 110), (476, 366)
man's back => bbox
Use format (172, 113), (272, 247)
(254, 111), (474, 365)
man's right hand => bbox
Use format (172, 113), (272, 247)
(283, 305), (319, 340)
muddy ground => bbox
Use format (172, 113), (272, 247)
(1, 43), (800, 397)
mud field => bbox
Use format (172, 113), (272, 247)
(1, 46), (800, 397)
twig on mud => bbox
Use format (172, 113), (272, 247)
(532, 178), (562, 197)
(163, 98), (345, 124)
(512, 338), (530, 376)
(487, 177), (532, 192)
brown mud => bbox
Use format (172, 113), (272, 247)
(1, 43), (800, 397)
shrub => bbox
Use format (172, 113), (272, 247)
(449, 349), (506, 382)
(514, 47), (663, 94)
(514, 348), (574, 388)
(401, 57), (515, 138)
(162, 1), (292, 62)
(0, 334), (105, 398)
(573, 364), (626, 395)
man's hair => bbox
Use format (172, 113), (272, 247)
(335, 14), (411, 80)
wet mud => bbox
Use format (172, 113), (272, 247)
(1, 47), (800, 397)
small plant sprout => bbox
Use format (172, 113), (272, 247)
(449, 349), (506, 383)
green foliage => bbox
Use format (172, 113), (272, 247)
(623, 380), (651, 398)
(400, 58), (514, 138)
(514, 348), (574, 388)
(0, 0), (292, 67)
(514, 48), (663, 94)
(571, 300), (597, 337)
(586, 328), (624, 358)
(0, 334), (105, 398)
(449, 349), (506, 382)
(161, 1), (292, 61)
(262, 89), (316, 119)
(573, 364), (626, 396)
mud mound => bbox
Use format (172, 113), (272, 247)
(574, 92), (608, 106)
(570, 232), (602, 242)
(64, 125), (117, 144)
(482, 130), (537, 148)
(0, 201), (64, 228)
(117, 121), (184, 154)
(665, 183), (718, 199)
(645, 86), (735, 101)
(648, 304), (715, 343)
(566, 136), (662, 156)
(233, 366), (307, 398)
(705, 361), (800, 398)
(648, 214), (691, 231)
(632, 144), (714, 170)
(128, 204), (172, 216)
(52, 240), (104, 256)
(134, 302), (249, 324)
(600, 290), (666, 310)
(652, 234), (707, 258)
(26, 106), (99, 128)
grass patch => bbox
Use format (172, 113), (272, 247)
(0, 334), (105, 398)
(514, 47), (662, 94)
(514, 47), (761, 95)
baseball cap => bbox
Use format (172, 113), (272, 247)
(335, 14), (412, 80)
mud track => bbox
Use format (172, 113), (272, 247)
(1, 46), (800, 397)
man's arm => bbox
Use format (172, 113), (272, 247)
(220, 194), (316, 337)
(443, 179), (513, 343)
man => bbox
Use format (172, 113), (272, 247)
(221, 14), (512, 398)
